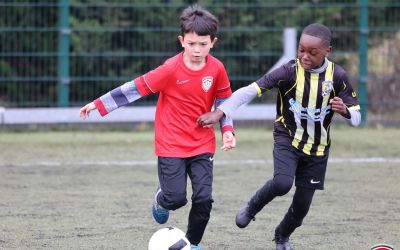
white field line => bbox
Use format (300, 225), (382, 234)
(0, 158), (399, 168)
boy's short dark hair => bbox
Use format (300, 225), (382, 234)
(180, 5), (219, 40)
(302, 23), (332, 47)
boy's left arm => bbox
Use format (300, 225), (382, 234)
(332, 72), (361, 127)
(215, 97), (236, 151)
(330, 96), (361, 127)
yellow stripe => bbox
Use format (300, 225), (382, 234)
(276, 116), (292, 137)
(317, 123), (331, 155)
(250, 82), (262, 97)
(317, 142), (326, 156)
(302, 72), (319, 155)
(316, 148), (324, 156)
(292, 61), (305, 150)
(348, 105), (360, 111)
(278, 91), (284, 116)
(292, 137), (300, 148)
(317, 61), (334, 155)
(284, 82), (297, 96)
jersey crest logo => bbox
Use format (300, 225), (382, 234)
(321, 80), (333, 97)
(202, 76), (213, 92)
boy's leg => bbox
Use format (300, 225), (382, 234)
(153, 157), (188, 224)
(275, 151), (328, 241)
(236, 144), (299, 228)
(157, 157), (188, 210)
(185, 153), (214, 246)
(275, 186), (315, 238)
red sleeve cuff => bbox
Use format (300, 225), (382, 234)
(94, 98), (108, 116)
(216, 86), (232, 99)
(221, 125), (234, 135)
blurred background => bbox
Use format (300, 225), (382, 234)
(0, 0), (399, 127)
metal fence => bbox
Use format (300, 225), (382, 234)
(0, 1), (399, 125)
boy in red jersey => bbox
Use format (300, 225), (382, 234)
(197, 23), (361, 250)
(79, 5), (235, 250)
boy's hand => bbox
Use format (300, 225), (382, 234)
(197, 109), (225, 128)
(330, 97), (350, 118)
(79, 102), (96, 119)
(221, 131), (236, 151)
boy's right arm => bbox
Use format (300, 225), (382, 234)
(197, 83), (259, 127)
(79, 80), (142, 119)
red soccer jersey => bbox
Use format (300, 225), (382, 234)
(134, 52), (232, 157)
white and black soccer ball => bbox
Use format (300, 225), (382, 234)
(148, 226), (190, 250)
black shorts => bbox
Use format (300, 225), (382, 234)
(158, 153), (214, 204)
(273, 143), (328, 190)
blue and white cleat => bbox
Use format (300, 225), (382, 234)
(190, 244), (201, 250)
(152, 187), (169, 224)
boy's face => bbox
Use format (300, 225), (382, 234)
(178, 32), (217, 64)
(297, 34), (332, 70)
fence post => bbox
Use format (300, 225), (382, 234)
(58, 0), (70, 107)
(358, 0), (368, 124)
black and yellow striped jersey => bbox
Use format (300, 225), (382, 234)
(255, 59), (360, 156)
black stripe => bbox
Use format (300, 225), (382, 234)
(323, 91), (335, 149)
(110, 87), (129, 107)
(279, 91), (296, 136)
(169, 239), (188, 250)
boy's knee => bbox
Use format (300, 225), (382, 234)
(192, 194), (213, 205)
(273, 175), (293, 196)
(191, 200), (213, 218)
(192, 186), (213, 204)
(162, 192), (188, 210)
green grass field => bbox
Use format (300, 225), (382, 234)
(0, 127), (399, 250)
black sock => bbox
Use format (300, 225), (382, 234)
(276, 187), (315, 238)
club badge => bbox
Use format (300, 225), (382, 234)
(321, 80), (333, 97)
(202, 76), (213, 92)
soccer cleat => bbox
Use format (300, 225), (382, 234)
(152, 187), (169, 224)
(274, 236), (293, 250)
(235, 202), (256, 228)
(190, 244), (201, 250)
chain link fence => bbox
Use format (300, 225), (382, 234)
(0, 1), (399, 125)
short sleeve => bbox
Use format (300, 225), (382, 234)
(255, 60), (296, 94)
(134, 62), (173, 97)
(335, 66), (360, 109)
(216, 63), (232, 99)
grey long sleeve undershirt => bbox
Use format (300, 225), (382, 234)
(217, 84), (258, 120)
(215, 98), (233, 128)
(217, 83), (362, 128)
(344, 109), (361, 127)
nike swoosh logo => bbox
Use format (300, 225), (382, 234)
(209, 157), (214, 162)
(176, 79), (190, 85)
(310, 179), (320, 184)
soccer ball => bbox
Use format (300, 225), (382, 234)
(148, 226), (190, 250)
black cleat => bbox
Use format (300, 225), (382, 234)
(274, 236), (293, 250)
(235, 202), (255, 228)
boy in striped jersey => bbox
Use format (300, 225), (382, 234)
(197, 23), (361, 250)
(79, 5), (235, 250)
